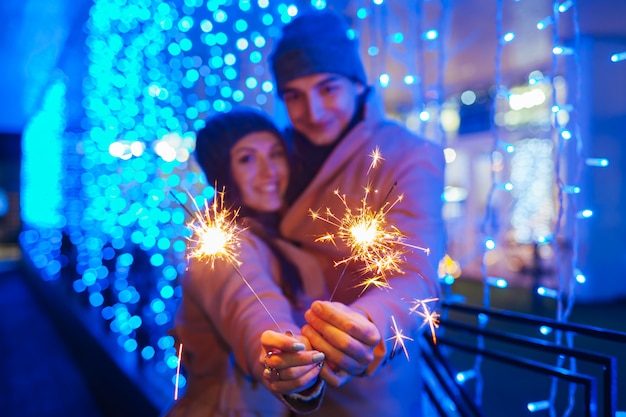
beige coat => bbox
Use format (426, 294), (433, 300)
(162, 230), (326, 417)
(280, 90), (445, 416)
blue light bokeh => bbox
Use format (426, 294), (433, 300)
(20, 0), (308, 388)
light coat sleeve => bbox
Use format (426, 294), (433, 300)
(281, 113), (445, 374)
(184, 231), (325, 413)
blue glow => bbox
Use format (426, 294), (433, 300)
(442, 274), (455, 285)
(123, 338), (138, 352)
(455, 369), (476, 384)
(21, 79), (66, 228)
(262, 14), (273, 26)
(158, 336), (175, 351)
(611, 51), (626, 62)
(503, 32), (515, 42)
(561, 129), (572, 140)
(234, 19), (248, 32)
(379, 73), (390, 88)
(356, 8), (368, 19)
(252, 33), (266, 48)
(536, 16), (553, 30)
(141, 346), (156, 360)
(585, 158), (609, 167)
(160, 285), (175, 299)
(286, 5), (298, 16)
(166, 353), (180, 369)
(553, 46), (574, 55)
(392, 32), (404, 43)
(537, 286), (558, 298)
(178, 16), (194, 32)
(89, 292), (105, 307)
(368, 46), (379, 56)
(16, 0), (299, 395)
(539, 326), (552, 335)
(311, 0), (326, 10)
(557, 0), (573, 13)
(245, 77), (258, 89)
(484, 239), (496, 250)
(527, 400), (550, 412)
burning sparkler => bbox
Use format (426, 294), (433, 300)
(173, 187), (283, 333)
(186, 187), (243, 269)
(309, 149), (430, 300)
(409, 297), (440, 344)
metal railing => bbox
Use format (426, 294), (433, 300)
(419, 302), (626, 417)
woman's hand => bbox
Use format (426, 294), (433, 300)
(259, 330), (325, 395)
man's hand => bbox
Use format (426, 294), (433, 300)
(302, 300), (381, 386)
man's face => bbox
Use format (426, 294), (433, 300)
(281, 73), (365, 146)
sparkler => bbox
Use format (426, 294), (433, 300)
(387, 315), (413, 361)
(409, 297), (440, 344)
(172, 187), (283, 333)
(309, 150), (430, 300)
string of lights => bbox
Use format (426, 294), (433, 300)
(544, 0), (583, 415)
(18, 0), (623, 411)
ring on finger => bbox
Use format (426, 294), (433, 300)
(264, 351), (275, 369)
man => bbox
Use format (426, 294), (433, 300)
(270, 9), (445, 416)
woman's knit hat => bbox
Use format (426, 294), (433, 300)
(270, 10), (367, 95)
(194, 108), (283, 206)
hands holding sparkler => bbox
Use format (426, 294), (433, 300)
(302, 300), (382, 387)
(259, 330), (326, 395)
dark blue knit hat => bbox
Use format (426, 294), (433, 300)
(270, 10), (368, 95)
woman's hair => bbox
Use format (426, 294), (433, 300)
(194, 107), (285, 209)
(194, 108), (303, 301)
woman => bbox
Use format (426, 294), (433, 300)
(162, 108), (327, 417)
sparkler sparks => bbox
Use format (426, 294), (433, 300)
(368, 146), (384, 173)
(174, 343), (183, 400)
(409, 297), (440, 344)
(178, 186), (283, 332)
(186, 187), (243, 269)
(309, 149), (430, 299)
(387, 315), (413, 361)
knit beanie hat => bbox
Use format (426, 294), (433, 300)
(270, 10), (367, 95)
(194, 108), (284, 207)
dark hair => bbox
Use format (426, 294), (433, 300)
(194, 108), (304, 302)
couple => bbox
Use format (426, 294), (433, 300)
(163, 9), (445, 417)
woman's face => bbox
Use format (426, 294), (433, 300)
(230, 131), (289, 212)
